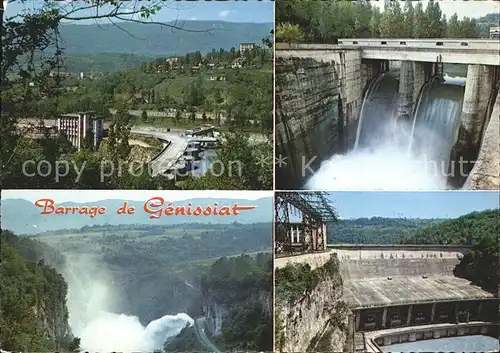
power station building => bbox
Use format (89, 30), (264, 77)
(57, 112), (104, 150)
(274, 191), (337, 254)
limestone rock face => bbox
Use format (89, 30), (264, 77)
(276, 55), (342, 189)
(466, 89), (500, 190)
(275, 48), (377, 188)
(276, 256), (348, 352)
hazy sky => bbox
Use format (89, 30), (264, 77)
(4, 0), (274, 24)
(326, 191), (499, 219)
(373, 0), (499, 19)
(2, 190), (273, 203)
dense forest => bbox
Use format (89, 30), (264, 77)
(165, 253), (273, 352)
(0, 232), (79, 352)
(400, 209), (498, 245)
(276, 0), (494, 43)
(328, 217), (442, 244)
(402, 209), (499, 293)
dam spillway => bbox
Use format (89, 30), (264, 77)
(275, 43), (500, 190)
(354, 71), (466, 169)
(333, 247), (494, 309)
(354, 72), (400, 150)
(409, 75), (465, 167)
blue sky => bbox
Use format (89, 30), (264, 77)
(325, 191), (499, 219)
(4, 0), (274, 24)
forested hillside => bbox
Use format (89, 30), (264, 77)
(401, 209), (499, 293)
(0, 232), (78, 352)
(328, 217), (442, 244)
(59, 21), (272, 56)
(401, 210), (498, 245)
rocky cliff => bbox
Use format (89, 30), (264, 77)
(200, 253), (273, 351)
(275, 254), (349, 353)
(275, 46), (378, 188)
(276, 55), (342, 189)
(0, 232), (75, 352)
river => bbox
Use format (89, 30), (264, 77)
(381, 335), (499, 352)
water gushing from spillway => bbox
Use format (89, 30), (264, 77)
(409, 75), (465, 169)
(63, 253), (193, 352)
(306, 71), (465, 190)
(354, 72), (400, 150)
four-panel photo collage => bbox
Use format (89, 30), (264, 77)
(1, 1), (499, 353)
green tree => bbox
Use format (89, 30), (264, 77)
(181, 132), (272, 190)
(275, 23), (305, 43)
(447, 13), (461, 38)
(403, 0), (415, 38)
(413, 2), (428, 38)
(380, 1), (405, 38)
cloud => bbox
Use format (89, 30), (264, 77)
(219, 10), (231, 18)
(189, 16), (197, 20)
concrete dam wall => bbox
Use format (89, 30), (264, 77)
(276, 44), (500, 190)
(275, 49), (380, 188)
(339, 257), (460, 281)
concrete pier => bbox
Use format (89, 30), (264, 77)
(396, 61), (428, 121)
(466, 88), (500, 189)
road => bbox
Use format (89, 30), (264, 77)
(18, 120), (268, 175)
(337, 38), (500, 50)
(131, 128), (189, 175)
(194, 317), (221, 353)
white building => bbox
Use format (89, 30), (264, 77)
(239, 42), (256, 55)
(489, 26), (500, 39)
(57, 112), (103, 150)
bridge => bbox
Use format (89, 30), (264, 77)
(281, 39), (500, 66)
(275, 39), (500, 189)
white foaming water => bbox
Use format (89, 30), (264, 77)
(63, 253), (193, 352)
(307, 72), (466, 190)
(305, 144), (447, 190)
(76, 312), (193, 353)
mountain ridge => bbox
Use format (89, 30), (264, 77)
(58, 21), (273, 56)
(1, 197), (273, 234)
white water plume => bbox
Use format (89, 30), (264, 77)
(63, 253), (193, 352)
(306, 72), (466, 190)
(305, 142), (447, 190)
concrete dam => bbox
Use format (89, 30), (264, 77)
(276, 39), (500, 190)
(275, 245), (498, 352)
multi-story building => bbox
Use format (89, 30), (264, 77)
(166, 56), (179, 65)
(489, 26), (500, 39)
(57, 112), (103, 150)
(239, 42), (256, 55)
